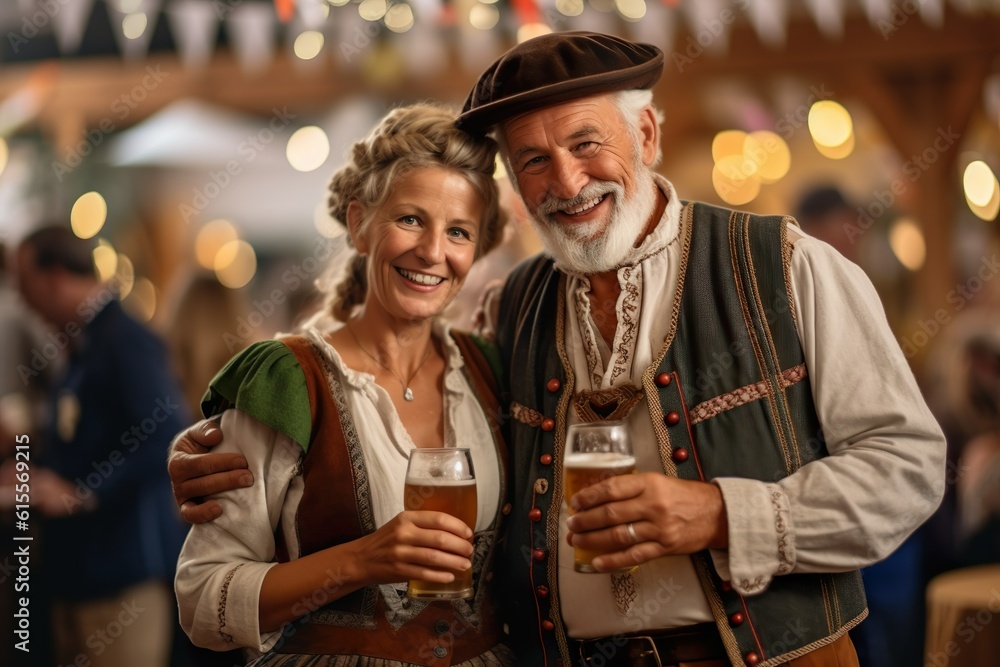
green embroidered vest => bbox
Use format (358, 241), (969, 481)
(494, 202), (867, 667)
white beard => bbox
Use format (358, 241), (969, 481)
(528, 163), (659, 275)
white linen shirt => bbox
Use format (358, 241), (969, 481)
(175, 325), (502, 653)
(556, 176), (946, 638)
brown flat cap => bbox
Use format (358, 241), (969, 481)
(457, 31), (663, 135)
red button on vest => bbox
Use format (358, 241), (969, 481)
(529, 508), (542, 522)
(539, 454), (553, 465)
(745, 652), (760, 665)
(730, 612), (744, 626)
(537, 585), (549, 598)
(655, 372), (672, 386)
(541, 620), (555, 631)
(532, 549), (546, 562)
(665, 411), (681, 426)
(541, 418), (555, 431)
(501, 503), (512, 516)
(547, 378), (561, 393)
(672, 448), (689, 463)
(721, 580), (732, 592)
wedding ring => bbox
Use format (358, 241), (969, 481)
(626, 522), (638, 546)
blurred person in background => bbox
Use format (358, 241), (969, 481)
(161, 271), (253, 667)
(163, 272), (258, 420)
(9, 225), (189, 667)
(172, 103), (513, 666)
(0, 239), (60, 667)
(956, 330), (1000, 566)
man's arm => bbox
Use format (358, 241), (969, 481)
(710, 230), (945, 593)
(168, 417), (253, 523)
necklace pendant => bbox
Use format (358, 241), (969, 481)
(403, 387), (414, 401)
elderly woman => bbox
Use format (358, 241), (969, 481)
(174, 104), (513, 667)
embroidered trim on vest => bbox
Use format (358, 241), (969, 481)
(781, 219), (799, 328)
(548, 272), (576, 663)
(510, 401), (544, 428)
(608, 264), (642, 386)
(756, 610), (868, 667)
(688, 364), (807, 425)
(728, 212), (795, 474)
(217, 562), (245, 643)
(644, 203), (695, 479)
(573, 385), (644, 423)
(304, 333), (379, 630)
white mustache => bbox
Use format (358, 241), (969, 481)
(536, 183), (618, 218)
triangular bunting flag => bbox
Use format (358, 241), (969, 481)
(50, 0), (97, 55)
(226, 2), (278, 74)
(167, 0), (220, 69)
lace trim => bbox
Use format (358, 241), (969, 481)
(218, 563), (246, 643)
(688, 364), (807, 425)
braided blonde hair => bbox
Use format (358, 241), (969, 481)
(324, 103), (503, 323)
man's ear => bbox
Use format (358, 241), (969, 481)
(638, 106), (659, 167)
(346, 201), (368, 255)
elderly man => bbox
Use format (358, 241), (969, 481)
(169, 32), (944, 667)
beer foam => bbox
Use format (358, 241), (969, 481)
(564, 452), (636, 468)
(404, 478), (476, 486)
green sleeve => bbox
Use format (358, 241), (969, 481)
(200, 340), (313, 453)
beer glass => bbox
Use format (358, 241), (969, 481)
(404, 448), (477, 599)
(564, 421), (635, 572)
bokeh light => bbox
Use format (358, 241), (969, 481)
(0, 138), (9, 177)
(615, 0), (646, 21)
(745, 131), (791, 183)
(964, 160), (997, 208)
(712, 130), (746, 164)
(286, 126), (331, 172)
(122, 13), (147, 40)
(294, 31), (325, 60)
(385, 4), (415, 33)
(93, 239), (119, 282)
(556, 0), (584, 16)
(808, 100), (853, 148)
(470, 4), (500, 30)
(116, 254), (135, 299)
(359, 0), (388, 21)
(123, 276), (156, 322)
(195, 219), (239, 270)
(889, 217), (927, 271)
(214, 240), (258, 289)
(712, 155), (761, 205)
(70, 192), (108, 239)
(814, 132), (855, 160)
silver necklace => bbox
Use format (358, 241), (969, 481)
(346, 321), (434, 401)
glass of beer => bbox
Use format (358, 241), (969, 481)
(403, 448), (477, 599)
(564, 421), (635, 572)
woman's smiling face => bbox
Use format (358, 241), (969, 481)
(349, 165), (485, 324)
